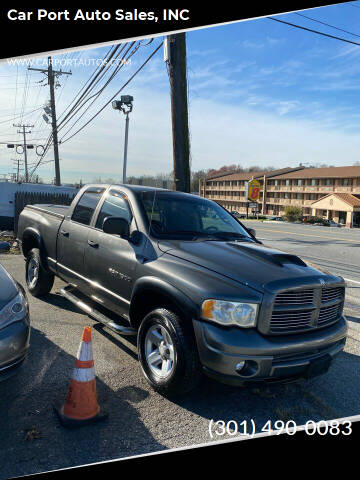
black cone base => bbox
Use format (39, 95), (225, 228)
(53, 401), (108, 429)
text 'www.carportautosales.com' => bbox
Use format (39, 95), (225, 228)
(208, 419), (352, 439)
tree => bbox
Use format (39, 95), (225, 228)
(284, 206), (302, 222)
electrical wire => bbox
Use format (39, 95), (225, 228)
(57, 42), (139, 136)
(60, 41), (163, 145)
(267, 16), (360, 46)
(294, 12), (360, 39)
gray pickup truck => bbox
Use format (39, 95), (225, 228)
(17, 184), (347, 395)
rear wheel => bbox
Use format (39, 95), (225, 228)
(138, 308), (202, 396)
(25, 248), (54, 297)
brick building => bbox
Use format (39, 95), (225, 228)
(199, 165), (360, 227)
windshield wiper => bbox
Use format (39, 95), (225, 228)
(158, 230), (252, 241)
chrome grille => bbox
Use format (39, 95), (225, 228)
(274, 289), (314, 305)
(269, 285), (344, 334)
(318, 304), (342, 326)
(322, 287), (344, 303)
(270, 310), (312, 332)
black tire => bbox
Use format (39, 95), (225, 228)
(25, 248), (54, 297)
(138, 308), (202, 396)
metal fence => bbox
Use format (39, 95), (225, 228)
(14, 191), (76, 234)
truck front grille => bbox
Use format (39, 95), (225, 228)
(322, 287), (344, 303)
(318, 303), (342, 326)
(274, 289), (314, 305)
(269, 285), (344, 334)
(270, 310), (312, 332)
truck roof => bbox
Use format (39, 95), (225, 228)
(87, 184), (199, 198)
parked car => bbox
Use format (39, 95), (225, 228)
(324, 219), (343, 228)
(0, 263), (30, 380)
(17, 185), (347, 395)
(232, 211), (246, 219)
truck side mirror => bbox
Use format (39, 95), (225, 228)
(103, 217), (130, 238)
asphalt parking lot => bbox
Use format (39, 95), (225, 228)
(0, 224), (359, 478)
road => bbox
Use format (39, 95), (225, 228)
(0, 234), (359, 477)
(243, 220), (360, 284)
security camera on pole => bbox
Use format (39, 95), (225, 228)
(112, 95), (134, 184)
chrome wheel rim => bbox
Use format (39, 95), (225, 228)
(144, 324), (175, 379)
(27, 258), (39, 288)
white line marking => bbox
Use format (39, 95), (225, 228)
(344, 278), (360, 285)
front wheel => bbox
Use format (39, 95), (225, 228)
(138, 308), (202, 396)
(25, 248), (54, 297)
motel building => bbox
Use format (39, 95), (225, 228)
(199, 165), (360, 228)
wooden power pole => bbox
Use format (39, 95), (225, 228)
(28, 57), (71, 186)
(166, 33), (190, 192)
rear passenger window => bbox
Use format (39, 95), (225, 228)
(72, 188), (105, 225)
(96, 189), (133, 229)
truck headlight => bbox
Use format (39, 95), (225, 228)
(202, 300), (258, 328)
(0, 292), (27, 329)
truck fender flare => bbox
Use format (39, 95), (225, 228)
(129, 276), (199, 323)
(22, 227), (48, 267)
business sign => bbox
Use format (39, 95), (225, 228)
(246, 179), (261, 201)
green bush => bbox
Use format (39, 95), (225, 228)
(284, 206), (302, 222)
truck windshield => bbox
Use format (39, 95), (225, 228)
(141, 191), (253, 241)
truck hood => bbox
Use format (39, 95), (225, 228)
(158, 240), (338, 293)
(0, 264), (18, 310)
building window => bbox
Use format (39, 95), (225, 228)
(311, 179), (317, 186)
(343, 178), (351, 186)
(274, 180), (279, 186)
(325, 179), (332, 186)
(285, 179), (290, 186)
(297, 179), (303, 186)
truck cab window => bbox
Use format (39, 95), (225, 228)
(96, 189), (133, 230)
(71, 188), (105, 225)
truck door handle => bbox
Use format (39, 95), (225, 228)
(60, 230), (69, 237)
(88, 240), (99, 248)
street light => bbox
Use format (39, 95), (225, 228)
(112, 95), (134, 184)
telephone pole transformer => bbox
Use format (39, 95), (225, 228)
(28, 57), (72, 186)
(165, 33), (191, 193)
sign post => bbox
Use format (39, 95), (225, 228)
(246, 179), (261, 219)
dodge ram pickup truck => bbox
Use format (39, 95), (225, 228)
(17, 184), (347, 395)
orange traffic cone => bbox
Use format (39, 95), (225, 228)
(54, 326), (108, 428)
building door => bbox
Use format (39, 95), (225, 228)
(338, 211), (347, 224)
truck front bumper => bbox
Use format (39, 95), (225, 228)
(192, 316), (347, 386)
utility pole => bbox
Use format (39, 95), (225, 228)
(13, 124), (33, 182)
(165, 33), (190, 193)
(12, 157), (22, 182)
(28, 57), (72, 186)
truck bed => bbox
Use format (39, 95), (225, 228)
(26, 204), (69, 218)
(17, 203), (69, 263)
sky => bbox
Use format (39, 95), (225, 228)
(1, 2), (360, 183)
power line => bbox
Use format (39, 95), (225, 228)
(294, 12), (360, 39)
(30, 41), (161, 178)
(28, 47), (119, 179)
(60, 41), (163, 145)
(58, 42), (140, 137)
(268, 16), (360, 46)
(0, 106), (43, 125)
(57, 45), (119, 124)
(57, 44), (130, 131)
